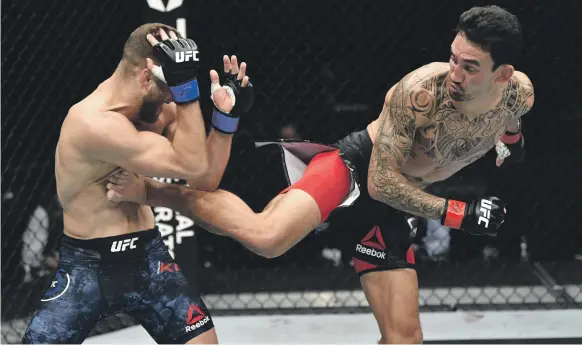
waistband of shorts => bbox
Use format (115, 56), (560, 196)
(62, 228), (160, 258)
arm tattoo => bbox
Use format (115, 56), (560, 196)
(369, 78), (446, 219)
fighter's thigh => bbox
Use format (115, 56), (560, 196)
(134, 250), (216, 344)
(351, 211), (421, 343)
(257, 150), (352, 254)
(360, 269), (422, 344)
(23, 265), (102, 344)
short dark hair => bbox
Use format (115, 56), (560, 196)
(456, 5), (522, 70)
(121, 23), (181, 68)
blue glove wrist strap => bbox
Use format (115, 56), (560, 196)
(212, 109), (239, 134)
(169, 79), (200, 104)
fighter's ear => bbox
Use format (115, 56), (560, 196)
(495, 64), (514, 84)
(139, 67), (151, 89)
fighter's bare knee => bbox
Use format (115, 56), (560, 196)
(250, 223), (285, 258)
(375, 294), (423, 344)
(253, 190), (322, 258)
(382, 319), (423, 344)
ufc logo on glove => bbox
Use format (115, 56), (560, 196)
(175, 50), (199, 63)
(477, 199), (492, 228)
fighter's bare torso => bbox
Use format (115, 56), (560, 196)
(367, 62), (534, 187)
(56, 84), (175, 239)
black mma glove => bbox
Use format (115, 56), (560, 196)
(210, 71), (254, 134)
(441, 197), (506, 236)
(496, 117), (525, 166)
(153, 37), (201, 104)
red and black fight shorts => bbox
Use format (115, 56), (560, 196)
(280, 128), (417, 276)
(350, 204), (417, 276)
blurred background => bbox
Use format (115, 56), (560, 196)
(2, 0), (582, 343)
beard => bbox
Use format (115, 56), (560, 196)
(449, 88), (467, 102)
(449, 84), (475, 102)
(139, 99), (162, 124)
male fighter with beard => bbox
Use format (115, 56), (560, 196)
(23, 23), (254, 344)
(108, 6), (532, 344)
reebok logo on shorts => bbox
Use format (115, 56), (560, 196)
(185, 304), (210, 332)
(355, 225), (387, 260)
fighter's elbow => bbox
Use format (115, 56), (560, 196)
(179, 160), (209, 182)
(190, 177), (219, 192)
(367, 171), (401, 204)
(185, 169), (225, 192)
(367, 176), (380, 201)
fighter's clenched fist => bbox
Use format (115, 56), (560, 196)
(106, 170), (146, 204)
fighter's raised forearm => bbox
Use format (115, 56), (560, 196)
(185, 58), (254, 191)
(187, 129), (233, 192)
(370, 164), (446, 219)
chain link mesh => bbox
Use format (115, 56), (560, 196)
(2, 0), (581, 343)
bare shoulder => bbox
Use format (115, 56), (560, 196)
(382, 63), (447, 127)
(63, 102), (135, 150)
(385, 63), (448, 102)
(504, 70), (535, 117)
(513, 70), (534, 87)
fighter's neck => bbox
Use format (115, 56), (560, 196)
(98, 73), (143, 122)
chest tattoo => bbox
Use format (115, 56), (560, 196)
(414, 79), (526, 168)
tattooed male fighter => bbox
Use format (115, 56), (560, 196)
(23, 24), (253, 344)
(108, 6), (532, 344)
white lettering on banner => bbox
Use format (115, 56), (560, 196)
(478, 199), (493, 228)
(152, 176), (196, 260)
(146, 0), (183, 12)
(154, 206), (198, 260)
(157, 222), (174, 238)
(176, 213), (194, 231)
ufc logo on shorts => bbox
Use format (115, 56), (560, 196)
(478, 199), (493, 228)
(356, 244), (386, 259)
(175, 51), (199, 63)
(110, 238), (138, 252)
